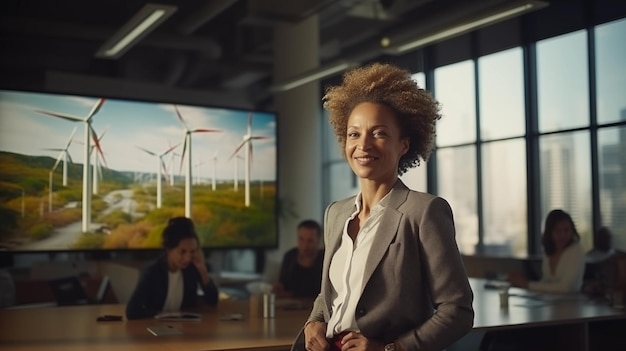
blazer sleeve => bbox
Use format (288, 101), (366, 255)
(397, 196), (474, 351)
(199, 274), (219, 307)
(125, 265), (162, 320)
(182, 264), (219, 308)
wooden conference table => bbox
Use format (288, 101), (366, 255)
(0, 298), (312, 351)
(451, 278), (626, 351)
(1, 278), (624, 351)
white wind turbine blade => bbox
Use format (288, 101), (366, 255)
(51, 150), (64, 173)
(89, 125), (107, 168)
(90, 125), (108, 195)
(137, 145), (157, 157)
(62, 126), (78, 186)
(159, 143), (178, 186)
(34, 110), (83, 122)
(160, 157), (170, 184)
(86, 98), (106, 120)
(65, 126), (78, 149)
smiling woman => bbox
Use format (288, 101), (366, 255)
(302, 63), (474, 351)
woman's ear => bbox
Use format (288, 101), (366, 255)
(400, 137), (410, 156)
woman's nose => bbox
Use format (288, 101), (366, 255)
(357, 136), (371, 150)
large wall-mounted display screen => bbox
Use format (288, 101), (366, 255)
(0, 90), (278, 252)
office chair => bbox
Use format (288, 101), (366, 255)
(48, 276), (89, 306)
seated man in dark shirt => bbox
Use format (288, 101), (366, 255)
(274, 219), (323, 298)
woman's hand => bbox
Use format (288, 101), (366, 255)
(304, 321), (329, 351)
(193, 249), (211, 286)
(192, 249), (206, 271)
(338, 332), (385, 351)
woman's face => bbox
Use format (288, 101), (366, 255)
(166, 237), (198, 271)
(552, 219), (574, 251)
(345, 102), (409, 183)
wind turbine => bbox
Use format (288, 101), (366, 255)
(167, 140), (180, 186)
(229, 113), (269, 207)
(137, 144), (179, 208)
(211, 151), (218, 191)
(169, 151), (180, 186)
(35, 98), (106, 233)
(47, 127), (78, 212)
(173, 105), (222, 218)
(233, 154), (243, 192)
(194, 160), (207, 185)
(45, 126), (77, 187)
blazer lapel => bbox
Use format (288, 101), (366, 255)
(322, 198), (357, 314)
(361, 180), (410, 291)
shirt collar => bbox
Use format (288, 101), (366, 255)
(353, 188), (393, 214)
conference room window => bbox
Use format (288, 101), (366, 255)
(437, 146), (478, 254)
(481, 139), (527, 256)
(595, 18), (626, 125)
(478, 48), (526, 141)
(597, 126), (626, 251)
(478, 48), (528, 256)
(595, 18), (626, 250)
(537, 30), (590, 133)
(434, 60), (476, 147)
(320, 14), (626, 257)
(538, 131), (593, 251)
(434, 60), (478, 254)
(536, 29), (593, 251)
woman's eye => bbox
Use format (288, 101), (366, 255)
(373, 130), (386, 137)
(347, 132), (359, 138)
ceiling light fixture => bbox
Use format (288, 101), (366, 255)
(95, 3), (177, 59)
(388, 0), (548, 54)
(269, 0), (548, 94)
(269, 61), (357, 93)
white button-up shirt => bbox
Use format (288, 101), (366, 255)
(326, 192), (390, 337)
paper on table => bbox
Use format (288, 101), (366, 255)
(147, 325), (183, 336)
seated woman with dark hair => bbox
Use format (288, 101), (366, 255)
(509, 209), (586, 293)
(125, 217), (219, 319)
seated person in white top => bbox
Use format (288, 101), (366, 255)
(509, 209), (585, 293)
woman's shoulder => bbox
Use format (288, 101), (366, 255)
(326, 196), (357, 213)
(565, 241), (586, 257)
(406, 189), (438, 201)
(402, 189), (451, 213)
(142, 257), (167, 274)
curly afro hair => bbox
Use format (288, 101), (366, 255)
(323, 62), (441, 175)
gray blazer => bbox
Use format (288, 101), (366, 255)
(307, 180), (474, 351)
